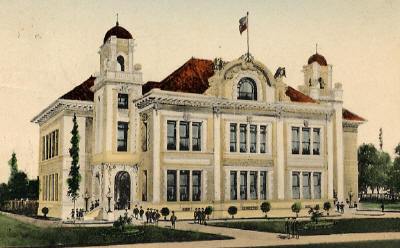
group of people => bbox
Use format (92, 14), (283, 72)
(284, 217), (300, 239)
(71, 208), (85, 219)
(193, 208), (208, 225)
(335, 201), (346, 214)
(89, 199), (100, 211)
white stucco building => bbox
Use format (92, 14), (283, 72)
(32, 22), (365, 220)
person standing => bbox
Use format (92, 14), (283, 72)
(145, 208), (150, 224)
(139, 206), (144, 220)
(133, 205), (139, 219)
(170, 211), (177, 229)
(194, 208), (198, 224)
(336, 201), (340, 212)
(381, 201), (385, 212)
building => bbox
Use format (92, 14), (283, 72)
(32, 22), (365, 220)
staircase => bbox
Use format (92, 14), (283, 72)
(83, 206), (102, 221)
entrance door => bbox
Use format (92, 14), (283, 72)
(114, 171), (131, 210)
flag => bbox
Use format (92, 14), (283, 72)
(239, 15), (248, 35)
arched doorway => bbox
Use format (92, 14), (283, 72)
(114, 171), (130, 210)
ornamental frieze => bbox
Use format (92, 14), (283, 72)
(223, 158), (273, 167)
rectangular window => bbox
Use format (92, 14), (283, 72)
(292, 172), (300, 199)
(292, 127), (300, 154)
(167, 170), (177, 201)
(230, 124), (237, 152)
(302, 172), (311, 199)
(192, 171), (201, 201)
(260, 171), (267, 200)
(42, 176), (45, 201)
(192, 122), (202, 151)
(260, 125), (267, 153)
(250, 125), (257, 153)
(42, 136), (45, 161)
(240, 124), (247, 153)
(302, 128), (311, 155)
(167, 121), (177, 150)
(46, 135), (49, 160)
(55, 173), (58, 201)
(142, 122), (148, 152)
(118, 93), (129, 109)
(117, 122), (128, 152)
(55, 130), (59, 156)
(179, 170), (190, 201)
(179, 122), (189, 151)
(142, 170), (147, 201)
(46, 175), (50, 201)
(313, 172), (321, 199)
(313, 128), (320, 155)
(240, 171), (247, 200)
(250, 171), (258, 200)
(230, 171), (237, 200)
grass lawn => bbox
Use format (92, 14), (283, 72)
(258, 239), (400, 248)
(210, 218), (400, 236)
(0, 214), (232, 247)
(359, 201), (400, 210)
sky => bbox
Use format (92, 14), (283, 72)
(0, 0), (399, 183)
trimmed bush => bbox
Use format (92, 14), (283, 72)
(323, 201), (332, 216)
(260, 201), (271, 218)
(291, 202), (302, 217)
(205, 206), (213, 219)
(160, 207), (170, 220)
(227, 206), (238, 219)
(41, 207), (49, 218)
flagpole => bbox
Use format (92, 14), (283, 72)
(247, 11), (249, 58)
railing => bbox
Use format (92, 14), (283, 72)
(101, 70), (143, 82)
(0, 199), (38, 216)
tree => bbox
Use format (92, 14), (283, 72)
(8, 171), (28, 200)
(358, 144), (379, 194)
(8, 152), (18, 179)
(260, 201), (271, 218)
(291, 202), (302, 217)
(323, 201), (332, 216)
(390, 143), (400, 195)
(0, 183), (9, 206)
(67, 114), (81, 220)
(227, 206), (238, 219)
(27, 177), (39, 200)
(42, 207), (49, 218)
(160, 207), (170, 220)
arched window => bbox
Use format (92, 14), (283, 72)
(117, 55), (125, 71)
(318, 77), (325, 89)
(237, 77), (257, 100)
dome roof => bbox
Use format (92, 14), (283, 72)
(307, 53), (327, 66)
(103, 22), (133, 44)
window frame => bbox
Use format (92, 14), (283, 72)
(192, 122), (202, 151)
(117, 93), (129, 109)
(192, 171), (201, 201)
(237, 77), (257, 100)
(167, 170), (177, 201)
(117, 122), (129, 152)
(167, 121), (177, 150)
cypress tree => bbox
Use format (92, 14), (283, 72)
(67, 113), (81, 219)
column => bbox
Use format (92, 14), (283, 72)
(334, 103), (344, 201)
(327, 117), (334, 199)
(276, 118), (285, 199)
(152, 108), (161, 203)
(213, 108), (221, 201)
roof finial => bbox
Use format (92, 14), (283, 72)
(316, 43), (318, 54)
(116, 13), (119, 26)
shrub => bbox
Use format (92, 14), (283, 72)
(323, 201), (332, 216)
(41, 207), (49, 218)
(260, 201), (271, 218)
(160, 207), (170, 220)
(291, 202), (302, 217)
(205, 206), (213, 219)
(227, 206), (238, 219)
(308, 204), (323, 224)
(113, 214), (132, 231)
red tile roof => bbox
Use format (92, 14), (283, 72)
(285, 86), (316, 103)
(343, 108), (366, 121)
(60, 76), (95, 101)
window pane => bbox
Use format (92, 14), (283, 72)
(192, 122), (201, 151)
(230, 124), (237, 152)
(250, 171), (257, 199)
(230, 171), (237, 200)
(313, 128), (320, 155)
(118, 93), (129, 109)
(142, 170), (147, 201)
(292, 127), (300, 154)
(238, 77), (257, 100)
(302, 172), (311, 199)
(117, 122), (128, 151)
(192, 171), (201, 201)
(292, 172), (300, 199)
(313, 172), (321, 199)
(179, 122), (189, 151)
(167, 171), (177, 201)
(240, 124), (247, 153)
(179, 170), (190, 201)
(302, 128), (311, 155)
(260, 126), (267, 153)
(260, 171), (267, 200)
(250, 125), (257, 153)
(240, 171), (247, 200)
(167, 121), (176, 150)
